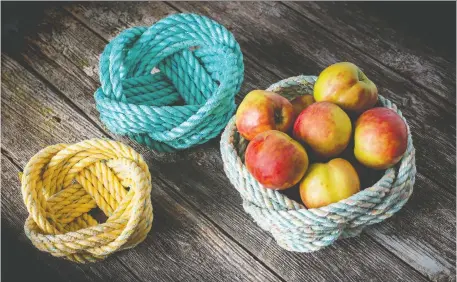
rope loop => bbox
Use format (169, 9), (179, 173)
(95, 13), (244, 152)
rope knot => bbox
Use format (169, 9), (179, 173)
(95, 13), (244, 152)
(20, 139), (153, 263)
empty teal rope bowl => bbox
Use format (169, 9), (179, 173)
(95, 13), (244, 152)
(220, 75), (416, 252)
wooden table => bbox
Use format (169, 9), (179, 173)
(2, 2), (455, 281)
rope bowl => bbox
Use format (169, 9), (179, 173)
(220, 75), (416, 252)
(95, 13), (244, 152)
(19, 139), (153, 263)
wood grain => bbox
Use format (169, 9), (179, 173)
(1, 54), (281, 282)
(1, 2), (454, 281)
(283, 1), (456, 105)
(1, 4), (425, 282)
(12, 2), (451, 281)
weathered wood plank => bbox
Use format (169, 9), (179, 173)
(1, 154), (139, 282)
(346, 2), (455, 59)
(365, 173), (456, 281)
(8, 3), (442, 280)
(1, 54), (281, 282)
(61, 2), (455, 281)
(283, 1), (456, 105)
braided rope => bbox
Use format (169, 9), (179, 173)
(19, 139), (153, 263)
(220, 75), (416, 252)
(94, 13), (244, 152)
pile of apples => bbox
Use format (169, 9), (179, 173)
(236, 62), (408, 209)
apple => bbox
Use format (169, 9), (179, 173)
(245, 130), (309, 190)
(299, 158), (360, 209)
(290, 94), (315, 117)
(314, 62), (378, 113)
(354, 107), (408, 170)
(236, 90), (295, 140)
(293, 102), (352, 159)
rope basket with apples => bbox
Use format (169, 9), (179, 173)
(220, 62), (416, 252)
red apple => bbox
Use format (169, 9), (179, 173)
(245, 130), (309, 190)
(293, 102), (352, 159)
(236, 90), (295, 140)
(354, 107), (408, 169)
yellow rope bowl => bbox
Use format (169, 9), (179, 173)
(19, 139), (153, 263)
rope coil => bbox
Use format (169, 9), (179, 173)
(220, 75), (416, 252)
(95, 13), (244, 152)
(20, 139), (153, 263)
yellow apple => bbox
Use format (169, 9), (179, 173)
(299, 158), (360, 209)
(314, 62), (378, 113)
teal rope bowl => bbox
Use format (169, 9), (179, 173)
(95, 13), (244, 152)
(220, 75), (416, 252)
